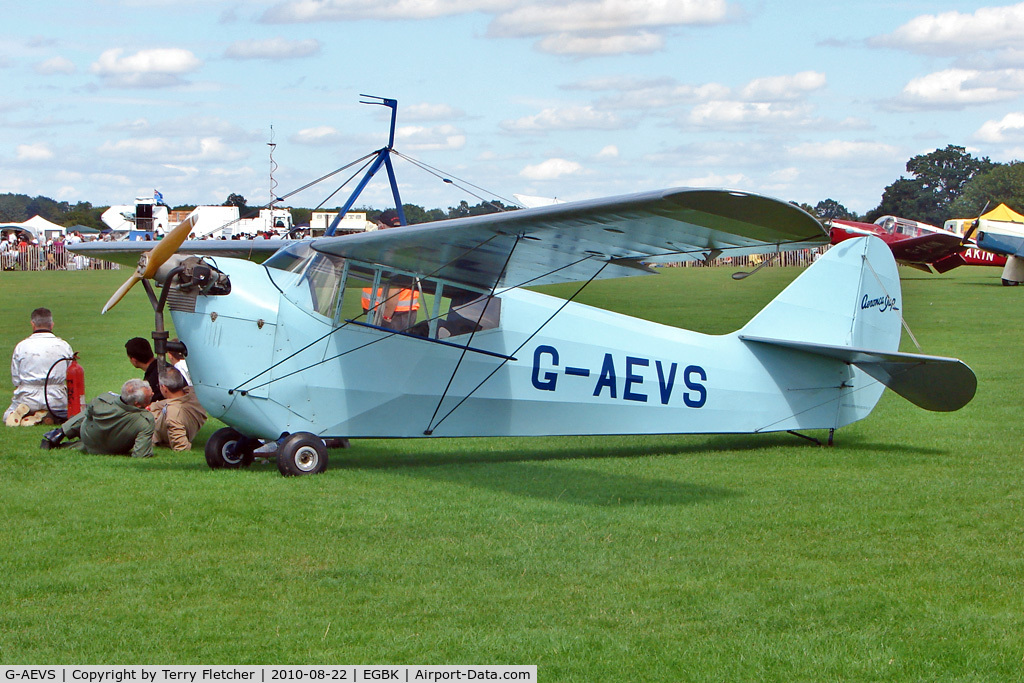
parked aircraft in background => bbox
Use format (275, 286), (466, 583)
(946, 204), (1024, 286)
(829, 215), (1005, 274)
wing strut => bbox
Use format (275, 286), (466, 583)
(424, 235), (524, 434)
(424, 257), (610, 436)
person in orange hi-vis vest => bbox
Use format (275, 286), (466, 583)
(362, 210), (420, 330)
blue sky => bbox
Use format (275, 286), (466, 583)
(4, 1), (1024, 216)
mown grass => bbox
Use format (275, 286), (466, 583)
(0, 265), (1022, 680)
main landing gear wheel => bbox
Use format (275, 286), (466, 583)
(277, 432), (328, 476)
(205, 427), (255, 469)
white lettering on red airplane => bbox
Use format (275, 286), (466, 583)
(963, 248), (998, 262)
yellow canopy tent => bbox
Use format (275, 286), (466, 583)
(980, 203), (1024, 223)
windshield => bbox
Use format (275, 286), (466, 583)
(264, 242), (345, 319)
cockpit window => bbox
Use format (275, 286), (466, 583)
(267, 246), (502, 338)
(435, 290), (500, 339)
(264, 242), (345, 319)
(264, 241), (312, 273)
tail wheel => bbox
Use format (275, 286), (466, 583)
(205, 427), (255, 469)
(277, 432), (328, 476)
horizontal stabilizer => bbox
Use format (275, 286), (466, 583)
(740, 336), (976, 412)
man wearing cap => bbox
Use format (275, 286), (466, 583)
(361, 209), (421, 330)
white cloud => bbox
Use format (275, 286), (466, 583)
(91, 48), (202, 88)
(681, 172), (749, 188)
(569, 72), (824, 112)
(262, 0), (733, 57)
(975, 112), (1024, 142)
(403, 103), (465, 122)
(291, 126), (343, 145)
(162, 164), (200, 176)
(893, 68), (1021, 109)
(395, 124), (466, 151)
(489, 0), (729, 37)
(873, 3), (1024, 55)
(689, 100), (813, 127)
(536, 31), (662, 56)
(224, 38), (320, 59)
(262, 0), (511, 23)
(520, 158), (582, 180)
(769, 167), (800, 183)
(16, 143), (55, 161)
(502, 105), (622, 132)
(740, 71), (826, 102)
(96, 136), (246, 163)
(596, 144), (618, 159)
(34, 56), (76, 75)
(786, 140), (901, 160)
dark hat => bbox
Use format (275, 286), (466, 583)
(377, 209), (401, 227)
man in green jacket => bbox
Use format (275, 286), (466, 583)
(41, 378), (155, 458)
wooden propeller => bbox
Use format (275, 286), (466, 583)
(102, 213), (197, 314)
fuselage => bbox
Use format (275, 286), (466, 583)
(168, 243), (887, 441)
(830, 216), (1006, 269)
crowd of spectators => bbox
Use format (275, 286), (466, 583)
(0, 229), (116, 271)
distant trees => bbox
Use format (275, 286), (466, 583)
(812, 199), (855, 221)
(0, 193), (105, 229)
(444, 199), (518, 219)
(0, 193), (65, 223)
(864, 145), (995, 225)
(223, 193), (247, 210)
(61, 201), (105, 230)
(361, 200), (516, 225)
(949, 162), (1024, 218)
(290, 208), (312, 226)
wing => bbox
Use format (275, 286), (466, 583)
(312, 188), (827, 290)
(887, 232), (965, 265)
(67, 239), (289, 268)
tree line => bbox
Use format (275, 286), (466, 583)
(4, 145), (1023, 231)
(807, 145), (1022, 226)
(0, 191), (519, 231)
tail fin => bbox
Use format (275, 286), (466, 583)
(739, 236), (976, 412)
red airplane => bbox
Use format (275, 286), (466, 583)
(829, 215), (1006, 274)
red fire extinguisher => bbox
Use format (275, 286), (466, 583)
(66, 353), (85, 417)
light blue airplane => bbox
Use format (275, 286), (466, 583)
(73, 188), (976, 476)
(72, 96), (976, 474)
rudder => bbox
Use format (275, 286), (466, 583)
(739, 236), (903, 353)
(739, 236), (975, 413)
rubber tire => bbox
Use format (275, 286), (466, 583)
(277, 432), (328, 476)
(205, 427), (255, 469)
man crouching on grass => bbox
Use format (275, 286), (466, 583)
(148, 366), (206, 451)
(40, 378), (155, 458)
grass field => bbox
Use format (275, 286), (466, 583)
(0, 265), (1022, 679)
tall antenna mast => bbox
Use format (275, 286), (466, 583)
(268, 124), (278, 204)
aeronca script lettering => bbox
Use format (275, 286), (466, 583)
(861, 294), (898, 313)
